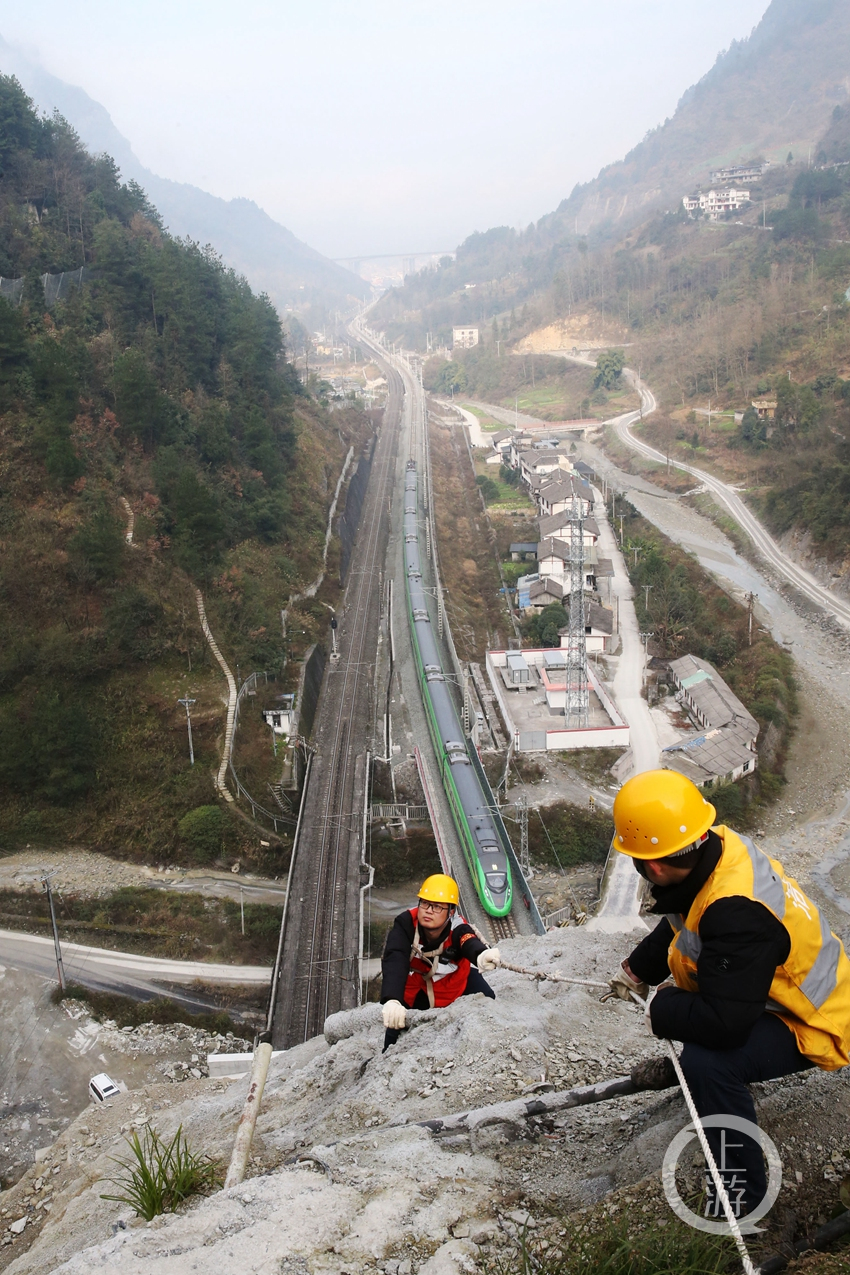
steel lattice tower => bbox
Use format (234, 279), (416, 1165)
(565, 494), (589, 727)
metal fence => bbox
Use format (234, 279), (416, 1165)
(370, 803), (429, 821)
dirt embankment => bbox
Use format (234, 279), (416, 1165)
(515, 315), (628, 354)
(427, 412), (511, 661)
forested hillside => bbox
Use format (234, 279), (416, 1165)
(0, 76), (370, 860)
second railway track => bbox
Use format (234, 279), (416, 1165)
(271, 365), (404, 1049)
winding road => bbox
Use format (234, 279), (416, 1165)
(0, 929), (270, 1010)
(615, 373), (850, 631)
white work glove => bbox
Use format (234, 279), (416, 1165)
(382, 1000), (407, 1030)
(643, 980), (675, 1032)
(607, 961), (648, 1003)
(477, 947), (501, 973)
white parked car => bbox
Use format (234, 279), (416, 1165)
(89, 1073), (121, 1104)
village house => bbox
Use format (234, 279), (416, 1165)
(682, 188), (750, 218)
(559, 600), (615, 654)
(517, 449), (572, 486)
(536, 537), (613, 594)
(536, 475), (594, 518)
(751, 396), (778, 420)
(662, 653), (759, 787)
(538, 511), (599, 549)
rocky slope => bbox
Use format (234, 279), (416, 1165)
(2, 928), (849, 1274)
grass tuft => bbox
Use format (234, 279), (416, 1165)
(483, 1212), (738, 1275)
(101, 1124), (221, 1220)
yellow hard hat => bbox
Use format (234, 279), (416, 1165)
(612, 770), (716, 860)
(418, 874), (459, 905)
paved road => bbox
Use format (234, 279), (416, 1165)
(614, 375), (850, 631)
(0, 930), (270, 1009)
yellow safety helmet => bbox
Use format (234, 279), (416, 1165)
(612, 770), (716, 860)
(418, 874), (459, 906)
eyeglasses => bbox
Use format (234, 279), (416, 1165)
(418, 899), (449, 913)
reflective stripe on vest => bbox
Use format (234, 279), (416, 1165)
(666, 826), (850, 1070)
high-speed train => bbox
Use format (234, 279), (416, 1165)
(404, 460), (512, 917)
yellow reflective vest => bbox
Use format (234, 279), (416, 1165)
(666, 826), (850, 1070)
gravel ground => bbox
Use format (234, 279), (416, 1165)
(0, 852), (286, 905)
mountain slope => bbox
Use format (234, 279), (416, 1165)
(547, 0), (850, 240)
(0, 36), (368, 318)
(0, 73), (370, 860)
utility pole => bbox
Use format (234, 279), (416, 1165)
(240, 887), (245, 937)
(640, 631), (654, 686)
(178, 697), (196, 766)
(642, 584), (653, 612)
(747, 592), (758, 646)
(42, 874), (66, 991)
(618, 513), (624, 545)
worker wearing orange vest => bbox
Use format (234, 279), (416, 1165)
(380, 874), (501, 1051)
(609, 770), (850, 1220)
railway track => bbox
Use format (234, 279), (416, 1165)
(488, 913), (519, 942)
(270, 364), (403, 1049)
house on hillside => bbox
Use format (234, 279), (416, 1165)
(752, 397), (777, 420)
(662, 653), (759, 788)
(710, 163), (769, 183)
(682, 188), (750, 219)
(452, 327), (479, 349)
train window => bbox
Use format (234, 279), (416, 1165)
(486, 873), (507, 892)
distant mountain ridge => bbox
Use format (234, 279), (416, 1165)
(545, 0), (850, 240)
(0, 36), (368, 317)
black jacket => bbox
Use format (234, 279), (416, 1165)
(628, 831), (791, 1050)
(380, 910), (487, 1005)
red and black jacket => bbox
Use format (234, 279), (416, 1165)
(380, 907), (487, 1008)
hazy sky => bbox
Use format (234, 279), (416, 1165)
(4, 1), (771, 258)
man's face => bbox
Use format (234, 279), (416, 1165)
(418, 899), (451, 932)
(643, 858), (693, 887)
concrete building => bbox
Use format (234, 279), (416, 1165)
(682, 188), (750, 219)
(559, 601), (614, 654)
(662, 654), (759, 788)
(486, 648), (629, 751)
(537, 538), (604, 593)
(710, 163), (769, 183)
(452, 327), (479, 350)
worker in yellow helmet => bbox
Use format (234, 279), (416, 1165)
(380, 874), (500, 1051)
(609, 769), (850, 1221)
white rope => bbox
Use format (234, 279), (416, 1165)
(664, 1042), (757, 1274)
(499, 960), (609, 989)
(499, 964), (756, 1273)
(622, 991), (756, 1275)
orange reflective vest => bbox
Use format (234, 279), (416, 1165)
(666, 827), (850, 1070)
(403, 907), (471, 1008)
